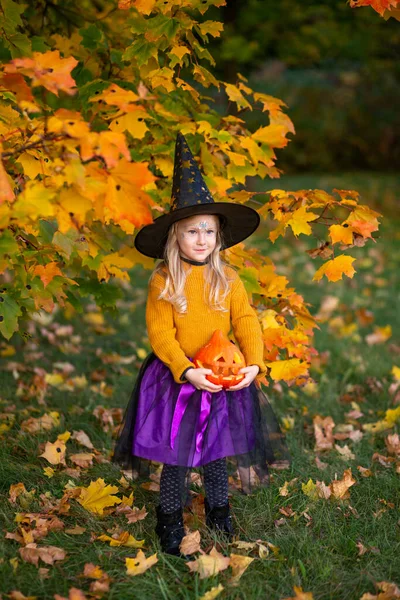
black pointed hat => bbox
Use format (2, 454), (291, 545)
(134, 132), (260, 259)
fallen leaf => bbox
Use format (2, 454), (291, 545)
(180, 530), (201, 555)
(65, 526), (86, 535)
(187, 547), (230, 579)
(39, 439), (66, 466)
(335, 444), (356, 460)
(126, 550), (158, 576)
(97, 531), (144, 548)
(77, 478), (122, 515)
(198, 585), (224, 600)
(229, 553), (254, 584)
(313, 415), (335, 451)
(330, 468), (356, 500)
(71, 430), (94, 449)
(19, 543), (66, 567)
(283, 586), (314, 599)
(69, 453), (94, 468)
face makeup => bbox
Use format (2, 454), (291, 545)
(177, 214), (219, 262)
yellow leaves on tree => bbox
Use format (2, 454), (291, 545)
(104, 159), (156, 233)
(266, 358), (309, 383)
(77, 479), (122, 515)
(313, 255), (356, 283)
(4, 51), (78, 96)
(0, 155), (15, 203)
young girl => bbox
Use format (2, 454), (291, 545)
(112, 133), (291, 556)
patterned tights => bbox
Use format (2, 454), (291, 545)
(159, 458), (228, 513)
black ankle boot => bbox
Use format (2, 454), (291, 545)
(204, 497), (235, 540)
(155, 505), (185, 556)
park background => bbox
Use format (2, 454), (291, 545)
(0, 0), (399, 599)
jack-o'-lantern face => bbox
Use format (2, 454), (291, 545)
(193, 329), (246, 388)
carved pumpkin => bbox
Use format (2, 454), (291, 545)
(193, 329), (246, 388)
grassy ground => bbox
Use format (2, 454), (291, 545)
(0, 173), (399, 600)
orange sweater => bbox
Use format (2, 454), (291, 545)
(145, 261), (267, 384)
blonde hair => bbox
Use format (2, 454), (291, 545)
(150, 217), (234, 313)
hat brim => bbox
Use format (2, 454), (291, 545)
(134, 203), (260, 259)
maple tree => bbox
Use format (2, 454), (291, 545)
(0, 0), (382, 384)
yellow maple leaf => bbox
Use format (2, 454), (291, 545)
(313, 255), (356, 283)
(199, 585), (224, 600)
(77, 479), (122, 515)
(301, 479), (319, 501)
(283, 586), (314, 600)
(169, 45), (190, 61)
(97, 531), (144, 548)
(392, 366), (400, 381)
(252, 124), (290, 148)
(329, 224), (354, 245)
(266, 358), (309, 382)
(288, 206), (319, 236)
(187, 547), (230, 579)
(224, 83), (251, 110)
(43, 467), (55, 478)
(110, 110), (149, 140)
(229, 554), (254, 584)
(90, 83), (139, 109)
(126, 550), (158, 575)
(39, 439), (66, 466)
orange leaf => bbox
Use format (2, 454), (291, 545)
(33, 262), (63, 288)
(313, 255), (356, 283)
(5, 51), (77, 96)
(330, 468), (356, 500)
(0, 155), (15, 203)
(349, 0), (399, 15)
(343, 206), (381, 239)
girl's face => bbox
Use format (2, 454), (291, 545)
(176, 214), (219, 262)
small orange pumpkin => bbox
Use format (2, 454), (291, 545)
(193, 329), (246, 388)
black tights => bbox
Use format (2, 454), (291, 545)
(159, 458), (228, 512)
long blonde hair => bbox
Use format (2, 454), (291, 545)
(150, 217), (234, 313)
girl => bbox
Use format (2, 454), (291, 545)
(112, 133), (291, 556)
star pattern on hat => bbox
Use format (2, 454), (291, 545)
(170, 132), (215, 212)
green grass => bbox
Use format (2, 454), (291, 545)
(0, 172), (399, 599)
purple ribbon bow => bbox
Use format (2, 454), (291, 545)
(170, 382), (212, 454)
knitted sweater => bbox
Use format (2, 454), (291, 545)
(145, 261), (267, 384)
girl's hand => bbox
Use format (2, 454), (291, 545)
(228, 365), (260, 391)
(184, 368), (223, 393)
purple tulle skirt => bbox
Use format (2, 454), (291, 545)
(112, 353), (291, 493)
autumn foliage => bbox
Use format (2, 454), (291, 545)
(0, 0), (382, 384)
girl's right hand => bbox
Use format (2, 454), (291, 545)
(184, 368), (223, 393)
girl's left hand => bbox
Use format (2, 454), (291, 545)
(228, 365), (260, 391)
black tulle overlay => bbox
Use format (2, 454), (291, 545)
(112, 353), (292, 495)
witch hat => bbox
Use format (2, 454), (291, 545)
(134, 132), (260, 259)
